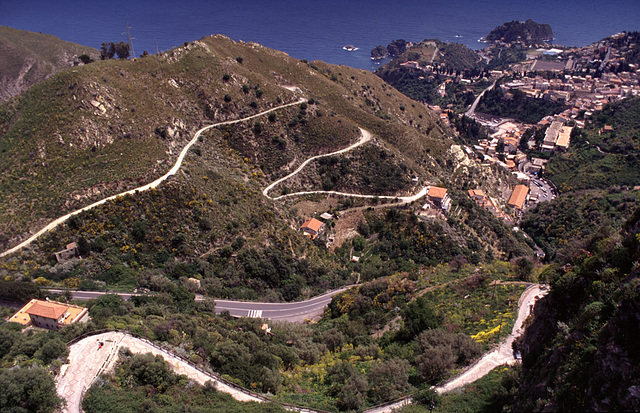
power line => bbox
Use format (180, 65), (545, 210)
(125, 23), (135, 58)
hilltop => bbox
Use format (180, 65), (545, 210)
(483, 19), (553, 46)
(0, 32), (533, 304)
(0, 26), (98, 103)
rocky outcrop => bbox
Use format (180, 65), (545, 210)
(484, 20), (553, 45)
(0, 26), (98, 102)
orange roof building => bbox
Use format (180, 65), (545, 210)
(428, 186), (451, 210)
(9, 299), (89, 330)
(428, 186), (448, 200)
(507, 185), (530, 210)
(300, 218), (324, 239)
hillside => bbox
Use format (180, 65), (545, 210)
(0, 33), (535, 303)
(521, 187), (640, 260)
(513, 208), (640, 411)
(375, 40), (487, 111)
(0, 26), (98, 103)
(0, 34), (445, 248)
(546, 97), (640, 192)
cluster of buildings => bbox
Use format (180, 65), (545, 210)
(499, 69), (639, 123)
(540, 120), (572, 151)
(496, 34), (640, 124)
(468, 189), (513, 223)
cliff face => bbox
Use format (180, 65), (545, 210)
(514, 209), (640, 411)
(0, 26), (98, 103)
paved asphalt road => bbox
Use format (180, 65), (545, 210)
(47, 287), (351, 323)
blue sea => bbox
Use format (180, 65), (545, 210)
(2, 0), (639, 71)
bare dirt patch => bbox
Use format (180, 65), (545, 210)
(292, 198), (337, 219)
(330, 209), (365, 251)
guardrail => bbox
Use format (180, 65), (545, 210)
(67, 284), (546, 412)
(67, 329), (332, 413)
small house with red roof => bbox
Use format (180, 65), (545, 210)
(300, 218), (324, 239)
(427, 186), (451, 211)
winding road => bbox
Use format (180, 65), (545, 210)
(263, 127), (427, 203)
(48, 287), (352, 323)
(57, 331), (267, 413)
(363, 283), (549, 413)
(2, 96), (429, 258)
(0, 98), (306, 259)
(57, 284), (549, 413)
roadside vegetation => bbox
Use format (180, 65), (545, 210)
(83, 351), (287, 413)
(0, 252), (534, 412)
(0, 306), (68, 412)
(512, 208), (640, 412)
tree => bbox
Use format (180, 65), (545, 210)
(77, 237), (90, 256)
(100, 42), (130, 60)
(35, 338), (68, 364)
(401, 296), (442, 339)
(368, 358), (411, 403)
(515, 257), (534, 281)
(414, 329), (481, 382)
(0, 366), (64, 412)
(100, 42), (115, 60)
(416, 345), (456, 382)
(325, 362), (368, 411)
(123, 353), (177, 390)
(78, 54), (93, 64)
(89, 294), (128, 320)
(337, 375), (368, 411)
(114, 42), (130, 59)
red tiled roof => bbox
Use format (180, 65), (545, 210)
(469, 189), (486, 198)
(508, 185), (530, 209)
(428, 186), (448, 200)
(301, 218), (323, 233)
(26, 301), (68, 319)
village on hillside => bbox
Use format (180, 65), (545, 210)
(429, 32), (640, 225)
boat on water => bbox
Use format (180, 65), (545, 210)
(343, 45), (358, 51)
(455, 34), (462, 38)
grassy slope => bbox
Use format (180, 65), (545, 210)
(0, 26), (98, 101)
(0, 34), (449, 249)
(0, 34), (534, 302)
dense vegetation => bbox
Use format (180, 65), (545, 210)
(0, 306), (68, 412)
(374, 38), (489, 112)
(83, 350), (287, 413)
(475, 85), (568, 124)
(512, 208), (640, 411)
(546, 97), (640, 191)
(2, 177), (345, 302)
(484, 20), (553, 45)
(0, 250), (531, 412)
(376, 67), (485, 111)
(401, 365), (521, 412)
(521, 188), (640, 260)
